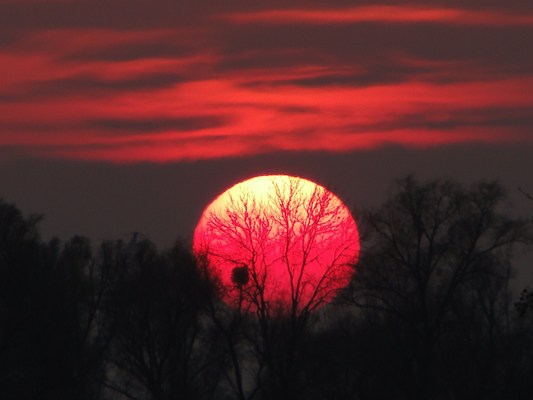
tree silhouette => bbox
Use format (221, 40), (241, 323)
(54, 235), (112, 400)
(194, 176), (359, 400)
(100, 236), (214, 400)
(344, 176), (530, 399)
(0, 200), (107, 399)
(516, 187), (533, 318)
(195, 176), (359, 316)
(1, 174), (531, 400)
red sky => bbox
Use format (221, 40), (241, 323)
(1, 0), (532, 163)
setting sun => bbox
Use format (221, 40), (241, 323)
(193, 175), (359, 313)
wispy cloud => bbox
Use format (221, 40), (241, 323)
(0, 2), (532, 163)
(221, 6), (533, 26)
(3, 72), (531, 162)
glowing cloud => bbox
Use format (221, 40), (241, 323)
(0, 2), (532, 162)
(221, 6), (533, 27)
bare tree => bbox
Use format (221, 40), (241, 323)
(344, 176), (530, 399)
(195, 176), (359, 400)
(101, 237), (214, 400)
(0, 201), (109, 400)
(516, 186), (533, 317)
(56, 235), (114, 400)
(196, 176), (358, 318)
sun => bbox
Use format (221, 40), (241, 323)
(193, 175), (359, 313)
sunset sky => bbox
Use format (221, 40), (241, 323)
(1, 0), (532, 252)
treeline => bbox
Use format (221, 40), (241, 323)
(0, 176), (532, 400)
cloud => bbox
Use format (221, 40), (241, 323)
(2, 73), (531, 162)
(221, 6), (533, 27)
(0, 2), (531, 163)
